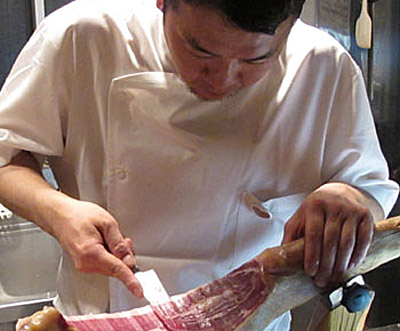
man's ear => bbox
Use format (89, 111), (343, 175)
(156, 0), (165, 11)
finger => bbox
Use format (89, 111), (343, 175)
(330, 216), (358, 282)
(314, 215), (342, 287)
(282, 211), (304, 244)
(95, 247), (143, 298)
(126, 237), (135, 253)
(121, 238), (137, 269)
(349, 215), (374, 269)
(73, 244), (143, 297)
(304, 208), (325, 277)
(101, 219), (135, 263)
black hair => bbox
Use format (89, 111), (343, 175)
(164, 0), (306, 34)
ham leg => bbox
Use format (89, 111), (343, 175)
(17, 217), (400, 331)
(240, 217), (400, 330)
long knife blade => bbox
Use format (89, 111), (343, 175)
(134, 269), (170, 305)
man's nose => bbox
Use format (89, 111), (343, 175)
(201, 58), (240, 91)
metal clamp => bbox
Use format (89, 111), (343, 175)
(329, 275), (375, 313)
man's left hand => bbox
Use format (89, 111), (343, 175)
(282, 182), (374, 288)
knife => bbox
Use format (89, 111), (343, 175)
(132, 266), (170, 305)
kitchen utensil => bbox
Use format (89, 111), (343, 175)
(355, 0), (372, 49)
(133, 268), (170, 305)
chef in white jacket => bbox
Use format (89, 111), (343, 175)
(0, 0), (398, 329)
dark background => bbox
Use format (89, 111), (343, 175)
(0, 0), (73, 87)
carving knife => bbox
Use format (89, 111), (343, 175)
(132, 266), (170, 305)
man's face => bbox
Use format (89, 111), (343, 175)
(158, 0), (293, 100)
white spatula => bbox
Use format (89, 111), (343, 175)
(355, 0), (372, 49)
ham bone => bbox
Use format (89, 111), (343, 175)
(16, 216), (400, 330)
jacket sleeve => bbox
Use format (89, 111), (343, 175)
(322, 66), (399, 217)
(0, 20), (72, 166)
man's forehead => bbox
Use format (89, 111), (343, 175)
(187, 33), (279, 61)
(175, 6), (293, 56)
(184, 29), (278, 57)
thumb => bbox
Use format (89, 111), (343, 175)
(282, 213), (304, 244)
(282, 228), (296, 244)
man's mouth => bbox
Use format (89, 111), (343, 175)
(190, 85), (239, 100)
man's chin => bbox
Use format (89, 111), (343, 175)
(189, 86), (240, 101)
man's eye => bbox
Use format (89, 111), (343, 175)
(243, 59), (267, 65)
(243, 52), (277, 65)
(243, 57), (273, 65)
(195, 54), (214, 59)
(191, 51), (214, 59)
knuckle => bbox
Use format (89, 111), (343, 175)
(345, 201), (370, 218)
(361, 211), (374, 225)
(284, 220), (295, 233)
(352, 206), (368, 219)
(341, 239), (355, 253)
(109, 263), (124, 277)
(316, 263), (329, 276)
(80, 248), (97, 261)
(72, 245), (99, 272)
(74, 258), (85, 271)
(324, 238), (337, 250)
(332, 264), (346, 278)
(74, 253), (91, 272)
(101, 217), (117, 230)
(303, 197), (323, 211)
(126, 238), (134, 251)
(337, 264), (346, 275)
(70, 243), (86, 259)
(358, 204), (371, 215)
(317, 260), (335, 277)
(113, 241), (129, 257)
(75, 263), (85, 272)
(329, 204), (343, 217)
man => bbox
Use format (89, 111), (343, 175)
(0, 0), (397, 329)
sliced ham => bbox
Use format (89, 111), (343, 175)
(66, 260), (271, 330)
(17, 217), (400, 331)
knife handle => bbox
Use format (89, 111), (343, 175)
(131, 265), (141, 273)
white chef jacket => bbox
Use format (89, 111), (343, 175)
(0, 0), (398, 330)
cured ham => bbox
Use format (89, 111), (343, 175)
(15, 306), (76, 331)
(17, 217), (400, 331)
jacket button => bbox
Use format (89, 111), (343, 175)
(115, 168), (127, 180)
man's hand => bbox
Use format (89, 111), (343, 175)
(52, 199), (144, 298)
(282, 182), (375, 288)
(0, 151), (143, 298)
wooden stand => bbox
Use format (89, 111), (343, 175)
(307, 293), (375, 331)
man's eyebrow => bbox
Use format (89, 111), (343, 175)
(187, 35), (276, 61)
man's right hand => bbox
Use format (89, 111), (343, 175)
(0, 151), (143, 298)
(52, 199), (144, 298)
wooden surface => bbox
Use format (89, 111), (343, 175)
(307, 295), (374, 331)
